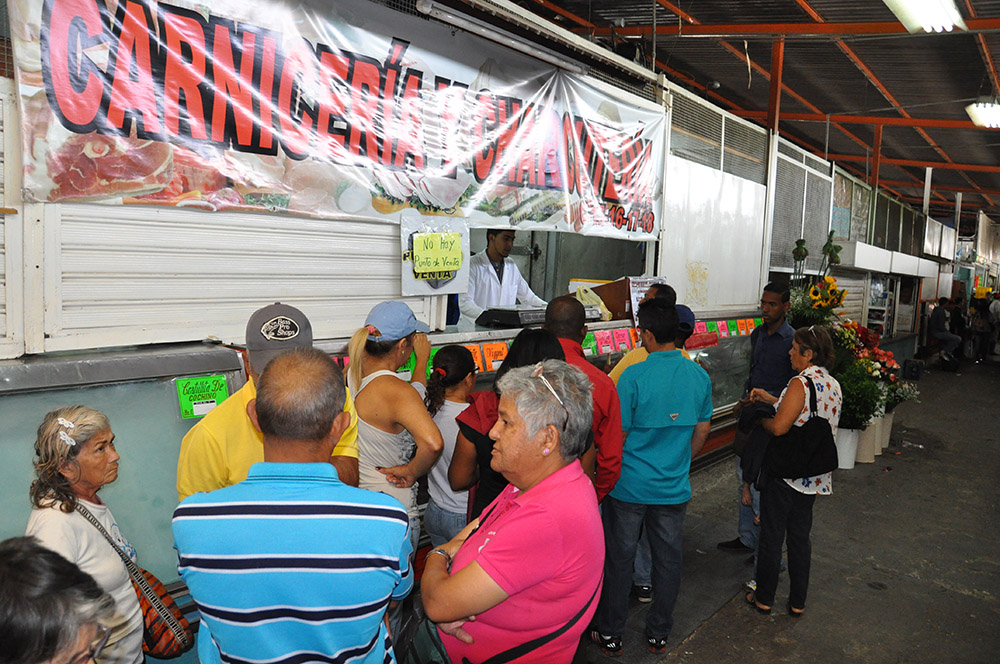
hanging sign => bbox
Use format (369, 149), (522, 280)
(175, 375), (229, 419)
(7, 0), (665, 241)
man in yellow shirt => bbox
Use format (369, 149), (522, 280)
(177, 303), (359, 500)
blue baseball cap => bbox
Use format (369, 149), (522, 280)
(365, 301), (429, 342)
(676, 304), (695, 334)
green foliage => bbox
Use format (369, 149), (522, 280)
(834, 359), (883, 430)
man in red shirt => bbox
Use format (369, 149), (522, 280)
(544, 296), (623, 501)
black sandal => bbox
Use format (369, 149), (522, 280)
(787, 600), (805, 617)
(745, 590), (771, 615)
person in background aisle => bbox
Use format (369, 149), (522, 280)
(418, 360), (603, 664)
(745, 326), (841, 617)
(177, 303), (359, 500)
(448, 328), (566, 518)
(25, 406), (142, 664)
(591, 300), (713, 656)
(424, 345), (477, 547)
(544, 295), (623, 502)
(1, 536), (117, 664)
(990, 293), (1000, 355)
(458, 229), (547, 321)
(173, 348), (412, 664)
(929, 297), (961, 360)
(609, 282), (679, 384)
(718, 283), (796, 557)
(347, 300), (443, 553)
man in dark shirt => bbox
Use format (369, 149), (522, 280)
(717, 282), (796, 554)
(930, 297), (961, 358)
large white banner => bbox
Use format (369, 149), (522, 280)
(7, 0), (665, 240)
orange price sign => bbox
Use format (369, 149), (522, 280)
(464, 344), (486, 373)
(482, 342), (509, 371)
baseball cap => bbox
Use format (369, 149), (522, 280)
(365, 301), (429, 342)
(676, 304), (695, 334)
(245, 303), (313, 371)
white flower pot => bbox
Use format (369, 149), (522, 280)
(836, 428), (859, 469)
(881, 411), (894, 449)
(855, 424), (878, 463)
(871, 416), (884, 456)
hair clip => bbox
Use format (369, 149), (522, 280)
(366, 325), (380, 337)
(58, 431), (77, 447)
(434, 367), (447, 376)
(57, 417), (76, 429)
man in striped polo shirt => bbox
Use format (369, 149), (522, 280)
(173, 348), (413, 664)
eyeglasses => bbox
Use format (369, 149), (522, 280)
(530, 363), (569, 431)
(66, 624), (111, 664)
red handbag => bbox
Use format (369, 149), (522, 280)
(76, 505), (194, 658)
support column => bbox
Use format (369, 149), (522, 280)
(922, 167), (933, 215)
(766, 37), (785, 133)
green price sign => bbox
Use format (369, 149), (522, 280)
(176, 375), (230, 419)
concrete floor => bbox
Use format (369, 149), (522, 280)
(574, 357), (1000, 664)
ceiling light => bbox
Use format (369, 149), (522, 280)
(883, 0), (967, 33)
(966, 98), (1000, 128)
(416, 0), (587, 75)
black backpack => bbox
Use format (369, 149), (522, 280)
(764, 379), (839, 479)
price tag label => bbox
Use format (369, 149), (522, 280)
(694, 321), (708, 334)
(176, 375), (229, 419)
(612, 328), (632, 351)
(464, 345), (486, 373)
(482, 342), (509, 370)
(594, 330), (614, 354)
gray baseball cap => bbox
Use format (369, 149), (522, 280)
(245, 303), (313, 372)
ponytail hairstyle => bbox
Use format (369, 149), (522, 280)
(425, 345), (477, 416)
(346, 326), (413, 390)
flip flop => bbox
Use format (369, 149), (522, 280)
(745, 590), (771, 615)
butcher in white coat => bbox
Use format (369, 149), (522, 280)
(458, 229), (547, 321)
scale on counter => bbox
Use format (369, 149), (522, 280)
(475, 305), (604, 328)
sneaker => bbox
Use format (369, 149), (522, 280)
(589, 630), (622, 657)
(646, 633), (668, 653)
(635, 585), (653, 603)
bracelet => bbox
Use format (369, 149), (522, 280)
(425, 547), (452, 568)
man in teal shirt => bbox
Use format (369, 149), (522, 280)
(591, 300), (713, 656)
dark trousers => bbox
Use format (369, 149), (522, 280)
(755, 478), (816, 609)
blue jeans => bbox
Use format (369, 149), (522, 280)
(737, 465), (759, 549)
(596, 496), (687, 640)
(633, 526), (651, 586)
(424, 498), (467, 547)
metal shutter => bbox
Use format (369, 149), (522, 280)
(851, 180), (871, 243)
(770, 158), (806, 270)
(900, 207), (914, 256)
(670, 92), (723, 170)
(872, 194), (889, 248)
(770, 140), (833, 271)
(722, 117), (767, 185)
(33, 203), (445, 353)
(804, 172), (832, 271)
(886, 200), (902, 252)
(831, 268), (867, 324)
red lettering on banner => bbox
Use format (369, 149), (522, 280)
(432, 79), (467, 177)
(395, 70), (425, 169)
(539, 108), (563, 188)
(347, 58), (382, 161)
(161, 6), (208, 140)
(42, 0), (105, 131)
(257, 34), (278, 151)
(315, 47), (350, 162)
(209, 23), (263, 150)
(472, 91), (497, 182)
(277, 38), (318, 159)
(106, 0), (162, 136)
(561, 114), (578, 195)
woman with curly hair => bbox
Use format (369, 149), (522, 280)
(25, 406), (142, 664)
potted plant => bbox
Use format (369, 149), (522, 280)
(832, 359), (883, 468)
(881, 381), (919, 448)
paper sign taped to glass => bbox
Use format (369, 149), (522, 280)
(6, 0), (665, 241)
(400, 214), (470, 295)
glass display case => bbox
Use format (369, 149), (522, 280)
(867, 275), (896, 338)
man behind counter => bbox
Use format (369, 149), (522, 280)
(176, 303), (359, 500)
(458, 229), (546, 320)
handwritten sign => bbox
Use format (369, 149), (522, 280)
(412, 233), (463, 276)
(613, 328), (632, 351)
(482, 342), (509, 370)
(728, 320), (739, 336)
(737, 319), (749, 336)
(706, 321), (718, 333)
(746, 318), (756, 333)
(176, 375), (229, 419)
(694, 321), (707, 334)
(754, 317), (763, 327)
(629, 328), (640, 346)
(718, 321), (729, 338)
(582, 332), (597, 357)
(594, 330), (614, 354)
(464, 344), (486, 373)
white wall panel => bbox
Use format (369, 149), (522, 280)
(0, 79), (24, 359)
(38, 203), (445, 352)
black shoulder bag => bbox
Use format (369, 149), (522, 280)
(764, 378), (839, 479)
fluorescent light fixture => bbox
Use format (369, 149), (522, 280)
(966, 97), (1000, 128)
(416, 0), (588, 75)
(883, 0), (967, 33)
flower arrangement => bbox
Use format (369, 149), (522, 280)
(836, 359), (884, 430)
(885, 381), (919, 413)
(788, 233), (848, 328)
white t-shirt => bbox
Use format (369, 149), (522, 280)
(428, 399), (471, 515)
(26, 499), (144, 664)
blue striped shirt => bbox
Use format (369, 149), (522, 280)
(173, 463), (412, 664)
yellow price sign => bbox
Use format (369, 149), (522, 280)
(413, 232), (463, 274)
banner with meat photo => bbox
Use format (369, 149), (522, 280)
(7, 0), (666, 240)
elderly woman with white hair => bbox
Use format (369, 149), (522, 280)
(24, 406), (143, 664)
(415, 360), (605, 664)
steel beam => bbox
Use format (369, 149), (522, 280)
(584, 17), (1000, 38)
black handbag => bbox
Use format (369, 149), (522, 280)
(764, 378), (839, 479)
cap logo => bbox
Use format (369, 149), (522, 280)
(260, 316), (300, 341)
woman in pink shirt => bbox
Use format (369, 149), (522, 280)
(418, 360), (605, 663)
